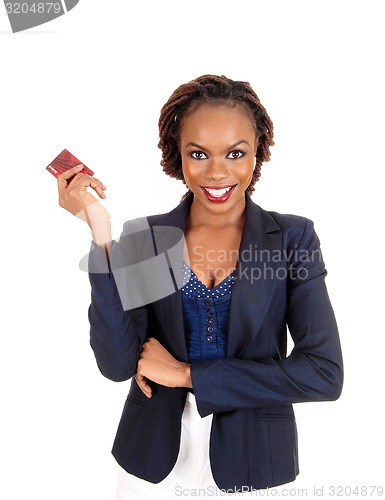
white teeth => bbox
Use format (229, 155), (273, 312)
(205, 187), (232, 197)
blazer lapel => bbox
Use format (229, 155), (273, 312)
(226, 194), (282, 358)
(148, 195), (193, 363)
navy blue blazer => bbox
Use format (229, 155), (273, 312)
(88, 192), (343, 491)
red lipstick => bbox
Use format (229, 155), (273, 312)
(200, 185), (236, 203)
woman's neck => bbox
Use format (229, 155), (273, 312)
(187, 196), (246, 230)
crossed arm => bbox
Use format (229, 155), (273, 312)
(135, 337), (192, 397)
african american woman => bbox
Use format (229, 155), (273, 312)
(57, 74), (343, 499)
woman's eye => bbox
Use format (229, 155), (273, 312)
(226, 150), (245, 159)
(190, 151), (208, 160)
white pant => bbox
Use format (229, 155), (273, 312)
(115, 392), (254, 499)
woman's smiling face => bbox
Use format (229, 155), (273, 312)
(179, 102), (259, 215)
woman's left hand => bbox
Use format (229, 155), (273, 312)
(135, 338), (192, 398)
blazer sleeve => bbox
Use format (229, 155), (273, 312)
(88, 233), (149, 382)
(190, 219), (343, 417)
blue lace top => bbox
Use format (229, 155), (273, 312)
(181, 260), (235, 362)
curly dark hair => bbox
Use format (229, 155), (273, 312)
(158, 74), (274, 198)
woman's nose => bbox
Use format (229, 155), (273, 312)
(205, 159), (229, 180)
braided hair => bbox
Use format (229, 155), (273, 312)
(158, 74), (274, 198)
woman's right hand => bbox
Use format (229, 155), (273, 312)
(57, 164), (111, 246)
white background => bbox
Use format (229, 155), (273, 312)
(1, 1), (384, 498)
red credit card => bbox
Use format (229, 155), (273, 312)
(46, 149), (94, 179)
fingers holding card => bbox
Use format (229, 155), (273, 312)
(49, 149), (110, 234)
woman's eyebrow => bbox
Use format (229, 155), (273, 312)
(185, 139), (251, 151)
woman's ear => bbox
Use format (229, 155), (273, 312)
(254, 136), (260, 156)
